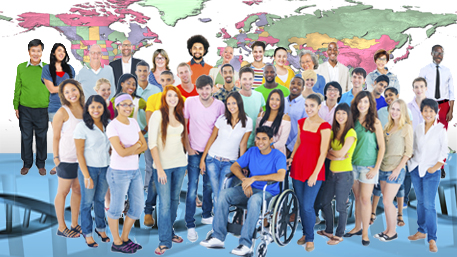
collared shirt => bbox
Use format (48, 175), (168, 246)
(76, 64), (116, 99)
(285, 95), (307, 152)
(366, 69), (401, 93)
(73, 122), (110, 168)
(327, 61), (340, 82)
(14, 61), (49, 109)
(408, 121), (448, 178)
(318, 101), (338, 125)
(137, 83), (161, 137)
(26, 60), (43, 67)
(339, 88), (355, 106)
(121, 57), (132, 74)
(190, 58), (206, 67)
(408, 97), (424, 130)
(213, 85), (240, 103)
(419, 63), (455, 101)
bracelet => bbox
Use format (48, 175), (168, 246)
(53, 156), (59, 159)
(84, 177), (90, 180)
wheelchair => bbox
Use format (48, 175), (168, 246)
(206, 171), (299, 257)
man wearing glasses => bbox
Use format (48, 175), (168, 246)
(109, 40), (143, 90)
(75, 44), (115, 98)
(419, 45), (454, 177)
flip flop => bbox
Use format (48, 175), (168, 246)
(369, 213), (376, 225)
(317, 230), (333, 239)
(172, 235), (183, 243)
(155, 245), (169, 255)
(397, 214), (405, 227)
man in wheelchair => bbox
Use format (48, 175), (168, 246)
(200, 126), (287, 256)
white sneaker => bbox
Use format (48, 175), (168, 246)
(200, 237), (224, 248)
(201, 216), (213, 225)
(231, 245), (252, 256)
(187, 228), (198, 242)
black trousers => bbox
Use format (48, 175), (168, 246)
(18, 105), (48, 168)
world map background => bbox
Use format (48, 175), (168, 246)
(1, 0), (456, 153)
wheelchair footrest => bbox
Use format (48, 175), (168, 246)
(228, 223), (243, 236)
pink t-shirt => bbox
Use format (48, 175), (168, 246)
(106, 118), (140, 170)
(184, 96), (225, 152)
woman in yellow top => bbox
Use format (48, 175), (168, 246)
(111, 73), (146, 123)
(318, 103), (357, 245)
(264, 47), (295, 89)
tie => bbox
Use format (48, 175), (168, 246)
(435, 65), (440, 99)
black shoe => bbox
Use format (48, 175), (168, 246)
(362, 239), (370, 246)
(380, 233), (398, 242)
(343, 229), (362, 237)
(374, 232), (385, 239)
(441, 167), (446, 178)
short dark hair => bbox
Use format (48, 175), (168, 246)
(187, 35), (210, 56)
(306, 93), (322, 105)
(160, 70), (174, 77)
(385, 87), (398, 95)
(28, 39), (44, 51)
(352, 67), (367, 78)
(420, 98), (438, 113)
(432, 45), (443, 52)
(274, 47), (288, 57)
(196, 75), (213, 89)
(84, 95), (110, 130)
(221, 63), (234, 73)
(251, 41), (266, 51)
(373, 49), (389, 62)
(292, 75), (304, 85)
(374, 74), (390, 85)
(256, 126), (274, 139)
(239, 66), (255, 78)
(412, 77), (427, 88)
(136, 60), (150, 70)
(324, 81), (342, 102)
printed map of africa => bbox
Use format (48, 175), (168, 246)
(5, 0), (457, 74)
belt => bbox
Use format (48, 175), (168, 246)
(213, 155), (232, 162)
(437, 99), (449, 105)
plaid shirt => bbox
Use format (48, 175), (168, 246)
(213, 86), (240, 103)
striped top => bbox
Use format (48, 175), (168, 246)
(251, 64), (265, 88)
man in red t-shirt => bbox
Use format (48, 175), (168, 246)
(176, 62), (198, 98)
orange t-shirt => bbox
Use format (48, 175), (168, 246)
(188, 60), (213, 85)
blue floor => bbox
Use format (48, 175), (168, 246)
(1, 153), (457, 257)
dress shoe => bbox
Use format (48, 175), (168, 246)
(144, 214), (155, 227)
(38, 168), (46, 176)
(297, 235), (306, 245)
(429, 240), (438, 252)
(20, 167), (30, 175)
(407, 232), (426, 241)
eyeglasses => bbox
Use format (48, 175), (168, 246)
(327, 88), (339, 92)
(122, 44), (131, 47)
(119, 104), (135, 108)
(377, 57), (387, 62)
(155, 56), (166, 61)
(90, 52), (102, 56)
(432, 51), (444, 56)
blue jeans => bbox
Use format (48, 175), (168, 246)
(185, 154), (213, 228)
(106, 168), (144, 220)
(293, 178), (322, 243)
(205, 155), (235, 204)
(398, 166), (412, 202)
(410, 166), (441, 242)
(212, 186), (273, 248)
(78, 166), (109, 237)
(154, 166), (186, 248)
(144, 144), (157, 215)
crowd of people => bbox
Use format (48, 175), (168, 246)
(13, 35), (453, 255)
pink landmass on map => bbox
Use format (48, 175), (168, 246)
(70, 8), (99, 16)
(55, 12), (120, 26)
(393, 45), (414, 63)
(75, 3), (95, 8)
(220, 28), (231, 39)
(17, 13), (50, 30)
(258, 35), (279, 46)
(235, 12), (267, 29)
(242, 0), (263, 6)
(115, 9), (149, 24)
(107, 0), (141, 8)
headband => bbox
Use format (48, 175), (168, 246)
(115, 94), (133, 106)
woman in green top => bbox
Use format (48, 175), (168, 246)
(318, 103), (357, 245)
(111, 73), (147, 124)
(343, 91), (385, 247)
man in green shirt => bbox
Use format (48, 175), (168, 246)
(255, 63), (290, 110)
(13, 39), (49, 176)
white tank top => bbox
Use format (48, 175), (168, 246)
(59, 105), (82, 162)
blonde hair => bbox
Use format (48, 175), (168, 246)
(176, 62), (191, 72)
(93, 78), (111, 91)
(302, 70), (317, 83)
(384, 99), (411, 133)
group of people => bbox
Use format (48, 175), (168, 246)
(13, 35), (453, 255)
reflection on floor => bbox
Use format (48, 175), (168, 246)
(1, 153), (457, 257)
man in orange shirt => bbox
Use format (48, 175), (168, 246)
(187, 35), (213, 84)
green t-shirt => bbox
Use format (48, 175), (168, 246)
(240, 91), (266, 148)
(254, 84), (290, 111)
(330, 128), (357, 172)
(352, 120), (378, 166)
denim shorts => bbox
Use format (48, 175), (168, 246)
(57, 162), (78, 179)
(352, 165), (378, 184)
(379, 168), (406, 185)
(48, 111), (56, 122)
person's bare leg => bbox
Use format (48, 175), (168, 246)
(348, 181), (362, 233)
(360, 182), (375, 242)
(54, 178), (73, 232)
(397, 196), (404, 225)
(120, 216), (136, 242)
(108, 216), (122, 245)
(105, 188), (111, 209)
(70, 178), (81, 228)
(381, 182), (401, 237)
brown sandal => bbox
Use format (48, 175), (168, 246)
(317, 230), (333, 239)
(327, 236), (343, 245)
(397, 214), (405, 227)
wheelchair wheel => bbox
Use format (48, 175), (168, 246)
(256, 242), (267, 257)
(271, 189), (298, 246)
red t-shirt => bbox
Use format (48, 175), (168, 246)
(290, 118), (331, 182)
(177, 84), (198, 98)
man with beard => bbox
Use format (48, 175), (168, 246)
(184, 75), (225, 242)
(317, 42), (351, 93)
(255, 63), (290, 109)
(213, 64), (240, 103)
(109, 39), (142, 89)
(187, 35), (213, 84)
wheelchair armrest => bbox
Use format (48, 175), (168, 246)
(225, 172), (236, 178)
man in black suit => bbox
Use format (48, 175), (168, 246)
(109, 39), (142, 89)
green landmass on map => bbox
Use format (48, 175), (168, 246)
(295, 5), (316, 13)
(0, 15), (12, 21)
(139, 0), (209, 26)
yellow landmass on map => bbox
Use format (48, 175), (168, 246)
(89, 27), (100, 40)
(259, 31), (269, 37)
(80, 42), (88, 49)
(83, 56), (90, 63)
(288, 32), (337, 50)
(341, 37), (378, 49)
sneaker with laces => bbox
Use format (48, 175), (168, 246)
(230, 245), (252, 256)
(187, 228), (198, 242)
(200, 237), (224, 248)
(201, 216), (213, 225)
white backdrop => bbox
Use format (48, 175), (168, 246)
(1, 0), (456, 153)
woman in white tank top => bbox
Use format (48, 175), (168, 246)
(52, 79), (85, 238)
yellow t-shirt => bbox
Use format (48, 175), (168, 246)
(329, 128), (357, 172)
(146, 92), (186, 113)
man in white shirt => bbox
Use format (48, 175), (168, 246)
(317, 42), (351, 93)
